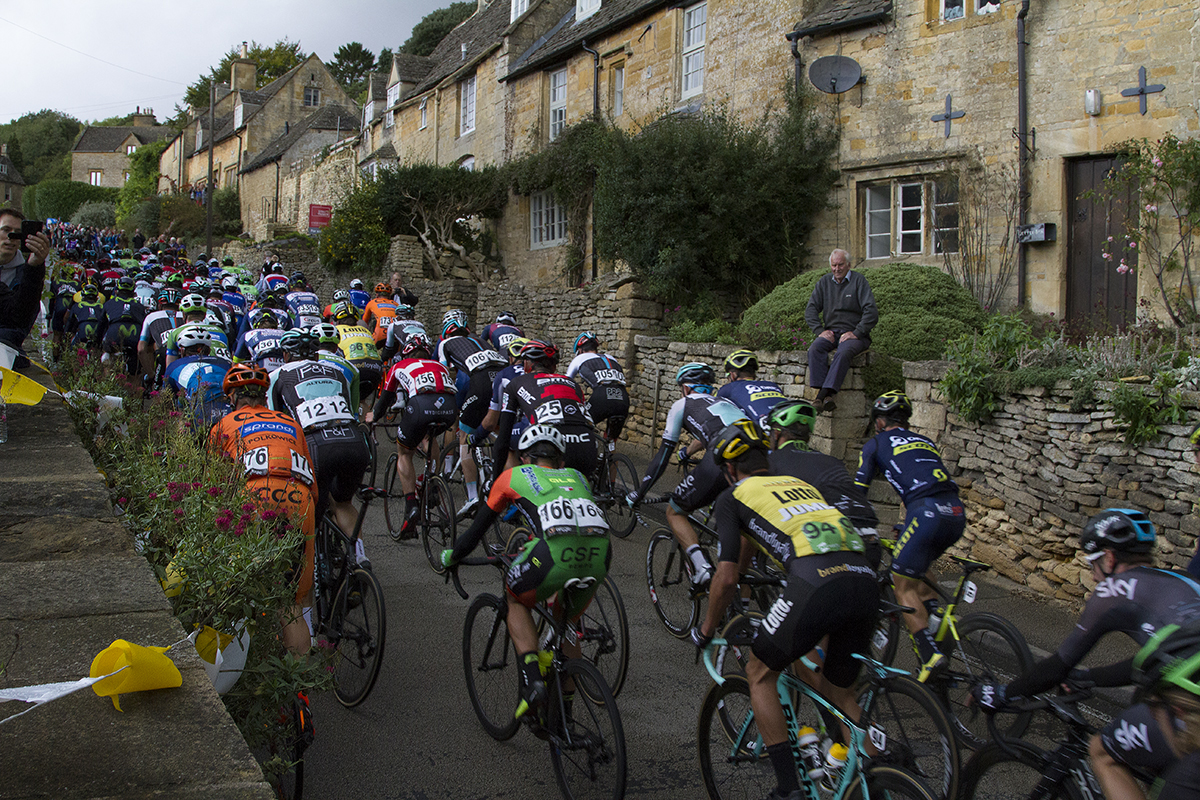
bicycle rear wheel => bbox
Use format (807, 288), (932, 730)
(422, 475), (456, 574)
(253, 694), (309, 800)
(957, 739), (1079, 800)
(871, 583), (902, 666)
(462, 592), (520, 741)
(382, 453), (405, 542)
(930, 612), (1035, 749)
(332, 567), (386, 707)
(845, 764), (939, 800)
(548, 659), (626, 800)
(697, 674), (773, 800)
(646, 528), (700, 638)
(859, 673), (960, 800)
(574, 576), (630, 699)
(601, 453), (639, 539)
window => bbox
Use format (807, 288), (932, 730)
(577, 0), (601, 22)
(530, 192), (567, 247)
(303, 86), (320, 106)
(681, 2), (707, 98)
(123, 171), (131, 184)
(511, 0), (529, 21)
(195, 127), (203, 150)
(234, 103), (244, 129)
(460, 156), (475, 171)
(933, 178), (960, 254)
(612, 64), (625, 116)
(897, 183), (923, 254)
(88, 170), (102, 186)
(225, 166), (236, 187)
(419, 99), (428, 130)
(362, 103), (371, 131)
(460, 75), (476, 135)
(4, 187), (10, 202)
(977, 0), (1000, 13)
(385, 83), (400, 128)
(549, 68), (567, 141)
(0, 163), (7, 175)
(126, 144), (137, 155)
(941, 0), (965, 21)
(862, 177), (959, 258)
(866, 186), (890, 259)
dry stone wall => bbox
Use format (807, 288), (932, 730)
(904, 362), (1200, 607)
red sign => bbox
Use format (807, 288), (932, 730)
(308, 204), (332, 230)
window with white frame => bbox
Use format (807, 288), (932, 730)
(126, 144), (137, 155)
(865, 186), (891, 259)
(863, 177), (959, 258)
(897, 183), (923, 254)
(933, 177), (960, 254)
(942, 0), (965, 20)
(362, 104), (371, 131)
(0, 163), (7, 175)
(460, 75), (476, 135)
(681, 2), (707, 98)
(303, 86), (320, 106)
(123, 171), (131, 184)
(612, 64), (624, 116)
(419, 99), (428, 129)
(4, 187), (10, 202)
(549, 68), (567, 141)
(577, 0), (601, 22)
(89, 170), (103, 186)
(195, 126), (204, 150)
(530, 192), (567, 247)
(460, 156), (475, 171)
(511, 0), (529, 21)
(977, 0), (1000, 13)
(386, 83), (400, 128)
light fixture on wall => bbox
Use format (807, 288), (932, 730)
(1084, 89), (1102, 116)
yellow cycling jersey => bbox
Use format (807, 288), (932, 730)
(336, 324), (381, 363)
(714, 473), (864, 570)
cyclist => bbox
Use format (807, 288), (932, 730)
(347, 278), (370, 313)
(361, 283), (399, 347)
(765, 399), (881, 568)
(283, 272), (322, 328)
(210, 364), (317, 655)
(138, 287), (181, 391)
(366, 331), (457, 537)
(480, 336), (528, 473)
(98, 276), (146, 373)
(165, 293), (231, 367)
(331, 301), (384, 408)
(973, 509), (1200, 800)
(163, 328), (232, 429)
(322, 289), (352, 323)
(565, 331), (630, 453)
(856, 390), (964, 675)
(625, 362), (749, 588)
(480, 311), (523, 351)
(716, 349), (787, 432)
(311, 323), (361, 412)
(269, 330), (371, 566)
(380, 303), (427, 362)
(49, 277), (78, 361)
(66, 283), (105, 349)
(692, 421), (876, 800)
(233, 309), (286, 374)
(1130, 619), (1200, 796)
(440, 424), (611, 715)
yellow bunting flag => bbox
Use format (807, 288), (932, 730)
(0, 365), (52, 406)
(89, 639), (183, 711)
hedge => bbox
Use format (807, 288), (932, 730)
(24, 179), (120, 222)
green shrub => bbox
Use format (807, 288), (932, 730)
(158, 195), (206, 238)
(131, 198), (161, 236)
(667, 318), (737, 344)
(941, 313), (1035, 422)
(70, 199), (116, 228)
(319, 179), (390, 272)
(26, 179), (119, 220)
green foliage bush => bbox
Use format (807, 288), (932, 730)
(130, 198), (161, 237)
(70, 200), (116, 228)
(667, 318), (737, 344)
(116, 140), (169, 224)
(941, 313), (1035, 422)
(158, 195), (207, 238)
(319, 179), (390, 272)
(26, 179), (119, 221)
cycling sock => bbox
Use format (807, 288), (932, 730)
(686, 545), (708, 574)
(915, 628), (938, 662)
(404, 492), (418, 508)
(766, 741), (801, 794)
(466, 481), (478, 502)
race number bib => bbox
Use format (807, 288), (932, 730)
(464, 350), (500, 372)
(296, 396), (353, 428)
(535, 400), (563, 424)
(497, 333), (517, 348)
(593, 369), (625, 385)
(537, 496), (609, 533)
(242, 446), (270, 477)
(410, 371), (438, 394)
(290, 451), (315, 485)
(254, 338), (279, 355)
(297, 303), (320, 317)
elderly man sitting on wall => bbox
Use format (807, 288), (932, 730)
(804, 249), (877, 412)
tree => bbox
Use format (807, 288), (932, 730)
(329, 42), (376, 96)
(376, 47), (394, 71)
(400, 2), (475, 57)
(5, 137), (22, 173)
(0, 110), (82, 185)
(116, 139), (169, 224)
(181, 39), (308, 113)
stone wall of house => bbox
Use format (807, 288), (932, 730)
(70, 151), (131, 189)
(904, 361), (1200, 606)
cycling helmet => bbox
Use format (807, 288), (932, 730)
(507, 337), (529, 359)
(191, 277), (211, 293)
(518, 339), (559, 364)
(116, 276), (135, 291)
(517, 423), (567, 458)
(223, 364), (269, 393)
(195, 253), (208, 263)
(711, 420), (769, 465)
(495, 311), (517, 325)
(442, 309), (468, 328)
(574, 331), (599, 353)
(102, 278), (116, 294)
(349, 278), (365, 290)
(872, 390), (913, 421)
(164, 273), (184, 287)
(222, 256), (234, 266)
(1133, 618), (1200, 696)
(179, 293), (207, 314)
(331, 301), (357, 323)
(374, 282), (390, 294)
(724, 349), (759, 374)
(331, 289), (350, 303)
(442, 319), (467, 338)
(766, 399), (818, 434)
(289, 271), (306, 288)
(395, 304), (415, 319)
(157, 287), (181, 306)
(254, 310), (278, 329)
(279, 329), (315, 356)
(401, 332), (433, 358)
(176, 327), (212, 352)
(81, 283), (99, 299)
(1080, 508), (1157, 558)
(221, 275), (239, 290)
(675, 362), (716, 387)
(261, 294), (285, 309)
(311, 323), (340, 345)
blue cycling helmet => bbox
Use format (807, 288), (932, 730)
(574, 331), (599, 353)
(1080, 508), (1156, 558)
(675, 362), (715, 387)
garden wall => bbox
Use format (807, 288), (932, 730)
(904, 362), (1200, 606)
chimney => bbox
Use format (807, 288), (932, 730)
(461, 43), (468, 61)
(1, 144), (7, 158)
(230, 41), (257, 92)
(130, 107), (156, 126)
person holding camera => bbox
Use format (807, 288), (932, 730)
(0, 209), (50, 367)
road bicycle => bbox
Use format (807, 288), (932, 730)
(380, 420), (457, 573)
(253, 691), (313, 800)
(589, 442), (639, 539)
(698, 618), (940, 800)
(870, 539), (1036, 749)
(451, 553), (627, 800)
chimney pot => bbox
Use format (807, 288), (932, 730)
(241, 41), (248, 58)
(461, 43), (468, 60)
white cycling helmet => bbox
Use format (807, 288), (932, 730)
(517, 424), (566, 458)
(221, 275), (239, 290)
(179, 293), (206, 314)
(176, 327), (212, 351)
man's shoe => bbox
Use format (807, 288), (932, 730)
(515, 678), (547, 721)
(400, 503), (421, 540)
(456, 496), (479, 520)
(691, 561), (713, 590)
(820, 396), (837, 412)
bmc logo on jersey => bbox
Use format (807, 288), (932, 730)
(1094, 576), (1138, 600)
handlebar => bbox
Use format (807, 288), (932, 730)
(446, 554), (510, 600)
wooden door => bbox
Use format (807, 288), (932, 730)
(1066, 157), (1137, 329)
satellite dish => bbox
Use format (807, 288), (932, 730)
(809, 56), (862, 94)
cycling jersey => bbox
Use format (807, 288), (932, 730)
(234, 328), (285, 371)
(362, 297), (399, 344)
(336, 324), (381, 363)
(566, 352), (629, 442)
(284, 290), (322, 328)
(317, 351), (361, 412)
(379, 357), (455, 402)
(348, 288), (370, 311)
(134, 283), (157, 311)
(381, 317), (429, 359)
(855, 426), (958, 504)
(715, 379), (787, 431)
(222, 291), (247, 317)
(489, 364), (524, 412)
(436, 334), (505, 374)
(165, 322), (232, 361)
(98, 297), (146, 346)
(481, 322), (523, 351)
(254, 274), (289, 294)
(565, 352), (627, 388)
(67, 300), (105, 345)
(164, 355), (232, 428)
(662, 393), (748, 445)
(495, 371), (598, 476)
(769, 442), (878, 530)
(440, 334), (506, 429)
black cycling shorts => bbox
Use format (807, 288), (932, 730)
(1100, 702), (1177, 776)
(50, 300), (71, 332)
(670, 454), (726, 515)
(892, 495), (966, 579)
(459, 368), (500, 430)
(307, 424), (372, 510)
(560, 425), (600, 479)
(397, 392), (457, 449)
(586, 385), (630, 441)
(752, 552), (879, 687)
(353, 360), (383, 399)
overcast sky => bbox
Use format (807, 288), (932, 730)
(0, 0), (455, 124)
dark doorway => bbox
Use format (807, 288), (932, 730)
(1066, 156), (1138, 329)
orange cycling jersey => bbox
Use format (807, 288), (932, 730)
(362, 298), (399, 345)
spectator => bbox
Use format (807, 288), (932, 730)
(804, 248), (877, 412)
(390, 271), (418, 307)
(132, 228), (146, 250)
(0, 209), (50, 367)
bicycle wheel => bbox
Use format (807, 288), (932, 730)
(871, 583), (902, 666)
(548, 659), (627, 800)
(646, 528), (700, 638)
(957, 739), (1079, 800)
(462, 592), (520, 741)
(601, 453), (639, 539)
(382, 453), (405, 542)
(845, 764), (939, 800)
(574, 576), (630, 699)
(931, 612), (1036, 749)
(331, 567), (386, 707)
(253, 696), (308, 800)
(422, 475), (456, 574)
(697, 674), (774, 800)
(859, 674), (960, 800)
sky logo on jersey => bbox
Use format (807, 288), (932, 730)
(1095, 576), (1138, 600)
(240, 420), (297, 437)
(1112, 720), (1151, 752)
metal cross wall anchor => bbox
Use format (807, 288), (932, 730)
(931, 94), (965, 138)
(1120, 66), (1165, 116)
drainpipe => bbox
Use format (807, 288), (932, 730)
(1016, 0), (1031, 307)
(274, 161), (281, 225)
(785, 31), (804, 94)
(581, 40), (601, 281)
